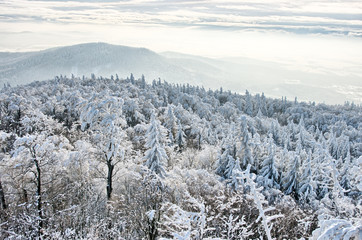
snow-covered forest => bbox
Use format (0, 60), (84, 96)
(0, 75), (361, 239)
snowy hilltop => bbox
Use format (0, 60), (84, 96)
(0, 75), (361, 239)
(0, 43), (223, 93)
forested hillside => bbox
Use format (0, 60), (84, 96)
(0, 75), (361, 239)
(0, 43), (221, 90)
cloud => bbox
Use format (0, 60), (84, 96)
(285, 79), (301, 85)
(1, 0), (361, 36)
(0, 0), (361, 82)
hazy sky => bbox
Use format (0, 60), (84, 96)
(1, 0), (362, 103)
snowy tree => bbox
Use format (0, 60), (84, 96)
(216, 126), (238, 180)
(328, 132), (339, 159)
(144, 113), (168, 178)
(244, 165), (283, 240)
(190, 120), (206, 150)
(0, 73), (361, 239)
(267, 101), (275, 118)
(244, 90), (253, 116)
(258, 136), (280, 189)
(140, 74), (146, 89)
(283, 154), (300, 196)
(228, 158), (245, 191)
(298, 150), (317, 203)
(220, 213), (252, 240)
(213, 192), (253, 239)
(340, 149), (352, 191)
(119, 169), (166, 240)
(164, 105), (177, 145)
(261, 92), (268, 116)
(312, 217), (361, 240)
(160, 195), (208, 240)
(237, 116), (253, 169)
(312, 145), (334, 199)
(9, 133), (71, 237)
(123, 98), (145, 127)
(80, 96), (129, 200)
(176, 120), (186, 152)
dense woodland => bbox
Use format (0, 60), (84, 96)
(0, 74), (361, 239)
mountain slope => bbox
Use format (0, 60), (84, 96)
(0, 42), (216, 87)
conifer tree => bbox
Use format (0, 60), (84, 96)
(244, 90), (253, 116)
(269, 120), (280, 145)
(283, 154), (300, 196)
(144, 113), (168, 178)
(259, 136), (280, 189)
(313, 145), (334, 199)
(340, 150), (351, 190)
(298, 150), (316, 203)
(216, 126), (237, 179)
(261, 92), (268, 116)
(164, 105), (177, 145)
(176, 120), (185, 151)
(238, 116), (253, 169)
(228, 158), (244, 191)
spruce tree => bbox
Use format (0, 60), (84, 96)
(238, 116), (253, 169)
(216, 126), (237, 179)
(144, 113), (168, 178)
(164, 105), (177, 146)
(298, 150), (316, 203)
(245, 90), (253, 116)
(259, 136), (280, 189)
(283, 154), (300, 196)
(176, 120), (185, 151)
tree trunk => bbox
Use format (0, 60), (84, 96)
(22, 188), (28, 203)
(34, 158), (43, 235)
(148, 219), (158, 240)
(147, 210), (159, 240)
(107, 159), (114, 201)
(0, 179), (7, 209)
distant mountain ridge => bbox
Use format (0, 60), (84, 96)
(0, 43), (195, 86)
(0, 42), (360, 105)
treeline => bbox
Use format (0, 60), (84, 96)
(0, 74), (361, 239)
